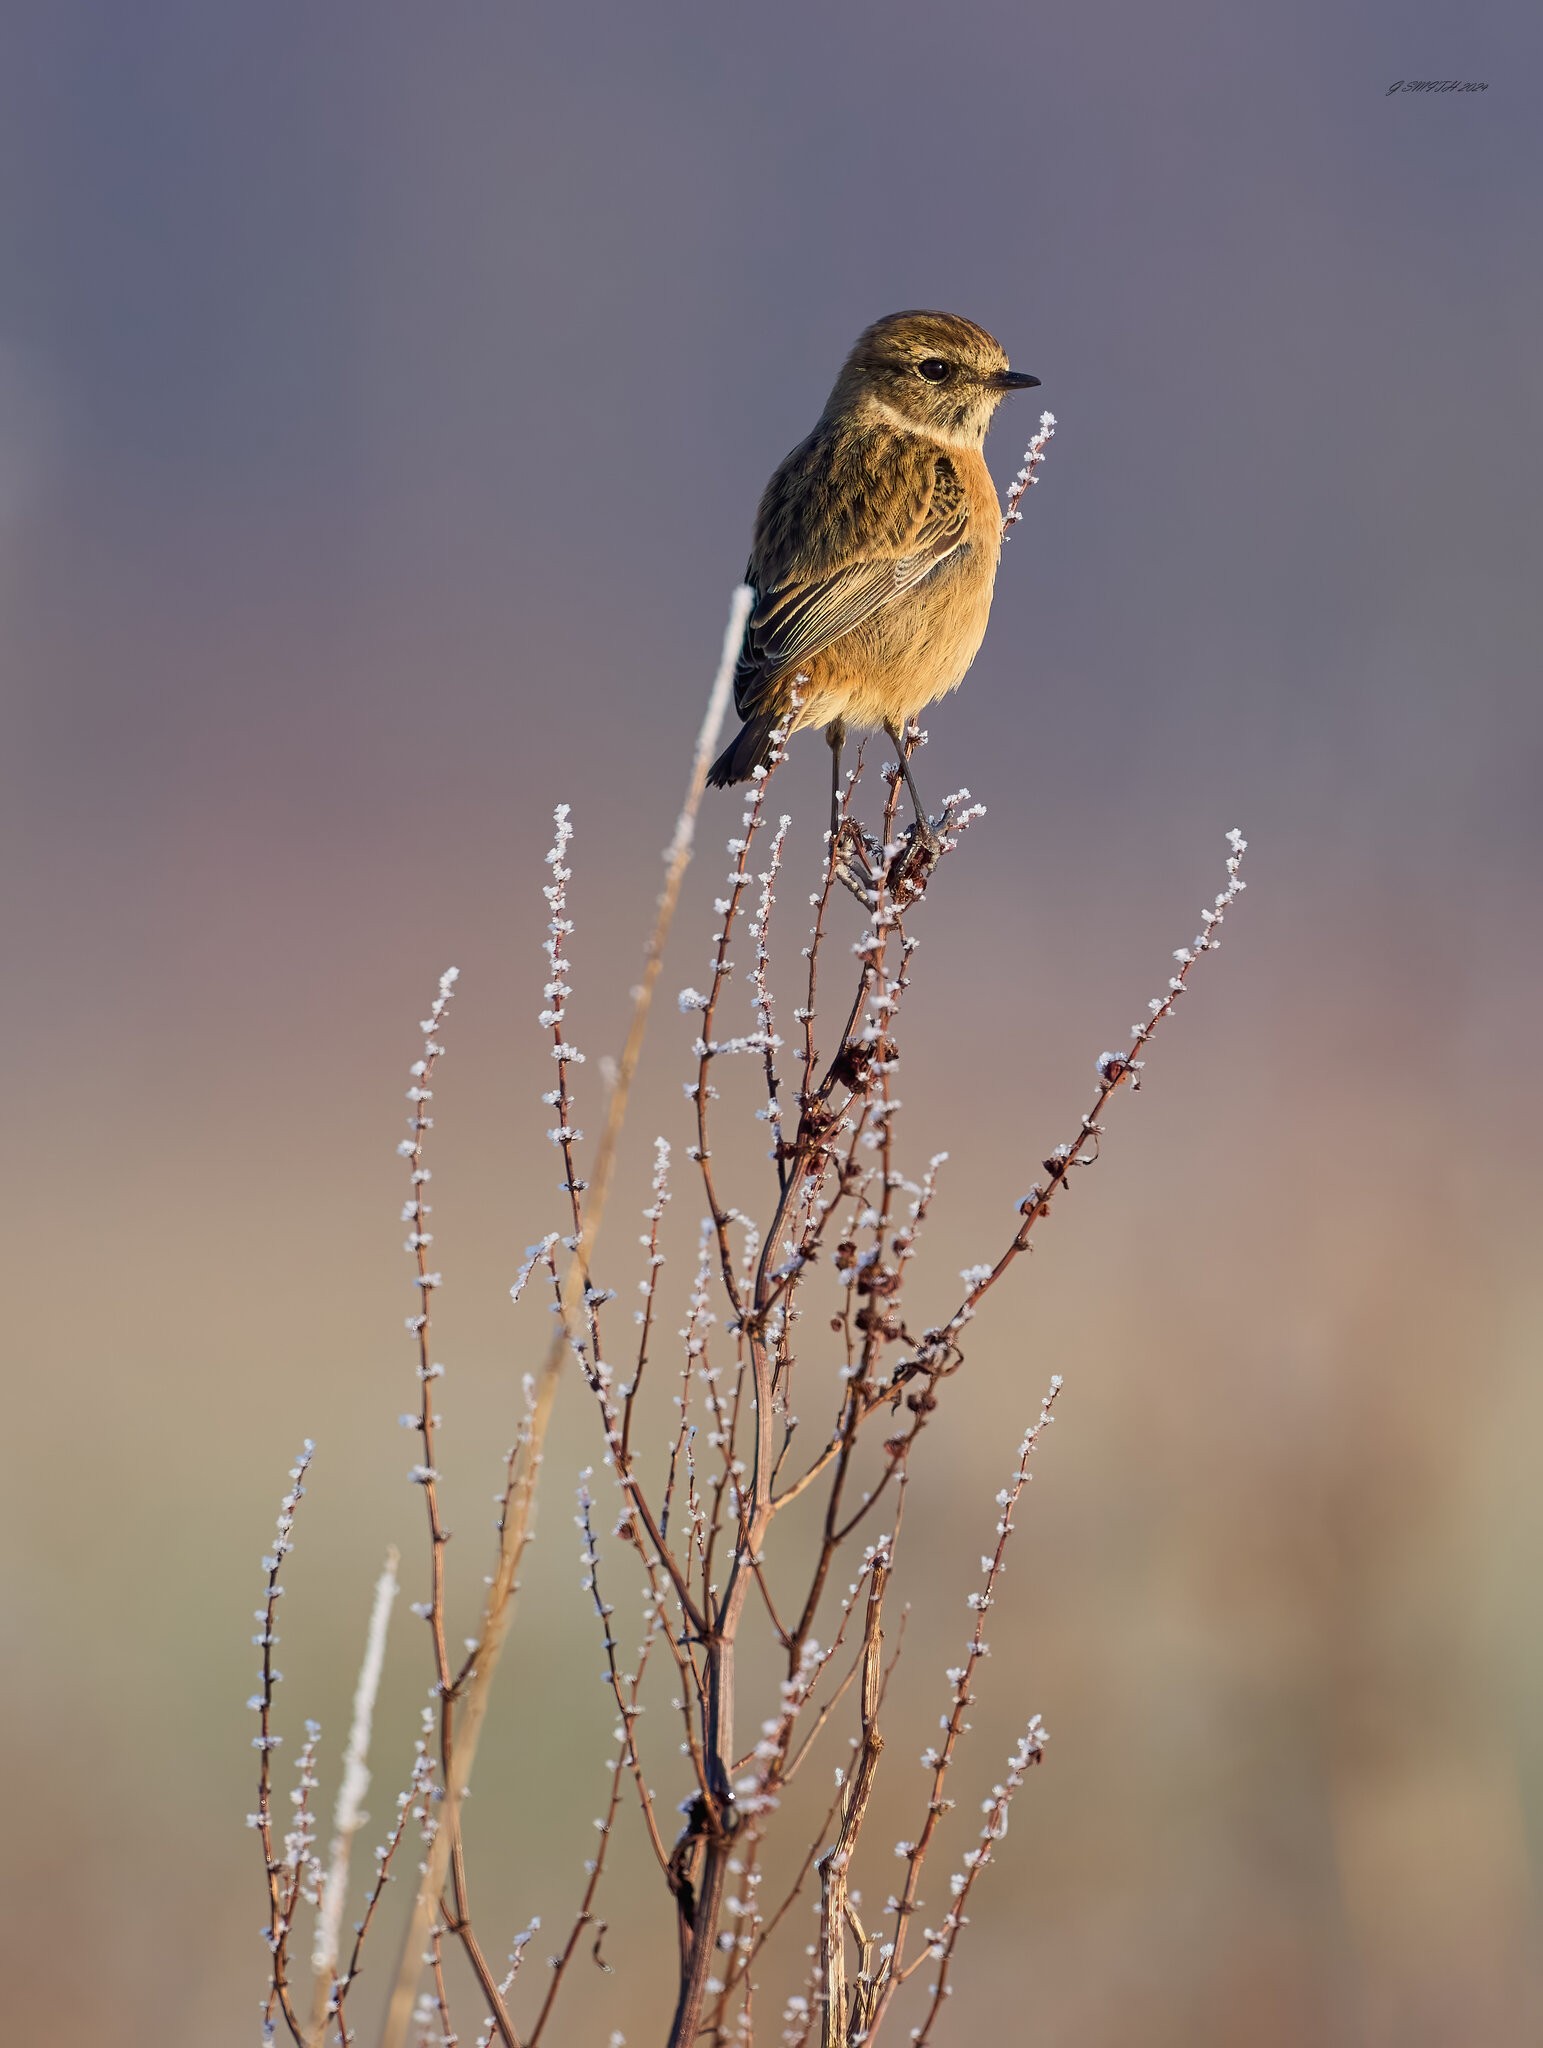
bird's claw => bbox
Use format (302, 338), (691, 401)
(828, 817), (943, 907)
(830, 818), (880, 905)
(886, 819), (943, 899)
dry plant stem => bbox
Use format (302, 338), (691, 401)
(259, 428), (1270, 2047)
(704, 1577), (874, 2039)
(330, 1719), (438, 2046)
(666, 750), (807, 2047)
(283, 1725), (325, 2008)
(901, 829), (1248, 1378)
(743, 1619), (909, 2009)
(766, 830), (1251, 1557)
(1000, 409), (1056, 539)
(703, 1557), (900, 2042)
(770, 1627), (914, 2048)
(620, 1137), (672, 1464)
(863, 1386), (1061, 2040)
(673, 810), (1243, 2043)
(817, 1560), (889, 2048)
(381, 588), (749, 2048)
(264, 468), (1249, 2044)
(255, 1442), (315, 2048)
(258, 763), (1242, 2044)
(427, 1924), (455, 2045)
(382, 970), (519, 2047)
(668, 755), (917, 2048)
(527, 1487), (664, 2045)
(537, 1232), (707, 1651)
(909, 1718), (1048, 2044)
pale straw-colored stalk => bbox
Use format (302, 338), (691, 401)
(307, 1546), (399, 2043)
(380, 586), (752, 2048)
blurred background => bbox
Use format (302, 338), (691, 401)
(4, 3), (1541, 2042)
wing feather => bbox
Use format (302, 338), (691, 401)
(733, 448), (968, 721)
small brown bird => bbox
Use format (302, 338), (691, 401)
(707, 310), (1040, 846)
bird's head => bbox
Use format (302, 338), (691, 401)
(823, 310), (1040, 449)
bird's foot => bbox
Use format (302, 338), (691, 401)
(830, 818), (881, 905)
(886, 819), (943, 901)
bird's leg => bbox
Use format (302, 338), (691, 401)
(827, 718), (876, 904)
(884, 721), (940, 854)
(882, 719), (945, 900)
(827, 720), (847, 848)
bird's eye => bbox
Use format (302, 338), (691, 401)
(916, 357), (952, 383)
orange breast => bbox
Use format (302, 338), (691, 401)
(784, 446), (1005, 736)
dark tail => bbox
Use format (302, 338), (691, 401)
(706, 712), (779, 789)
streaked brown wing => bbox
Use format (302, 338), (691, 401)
(734, 454), (968, 722)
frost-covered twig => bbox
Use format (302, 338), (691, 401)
(749, 812), (793, 1180)
(911, 1719), (1048, 2043)
(526, 1481), (667, 2044)
(389, 966), (520, 2047)
(332, 1715), (439, 2046)
(869, 1382), (1061, 2033)
(1000, 409), (1056, 539)
(902, 830), (1249, 1385)
(684, 696), (797, 1320)
(252, 1439), (314, 2047)
(471, 1924), (540, 2048)
(541, 804), (588, 1251)
(398, 965), (458, 1716)
(621, 1135), (672, 1463)
(815, 1553), (890, 2047)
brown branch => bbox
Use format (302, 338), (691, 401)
(1000, 409), (1056, 539)
(866, 1382), (1062, 2036)
(817, 1557), (890, 2047)
(526, 1484), (663, 2041)
(252, 1441), (315, 2048)
(330, 1718), (437, 2045)
(909, 1717), (1048, 2041)
(896, 830), (1249, 1386)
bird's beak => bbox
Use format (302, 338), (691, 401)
(991, 368), (1042, 391)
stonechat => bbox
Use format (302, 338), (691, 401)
(707, 310), (1040, 848)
